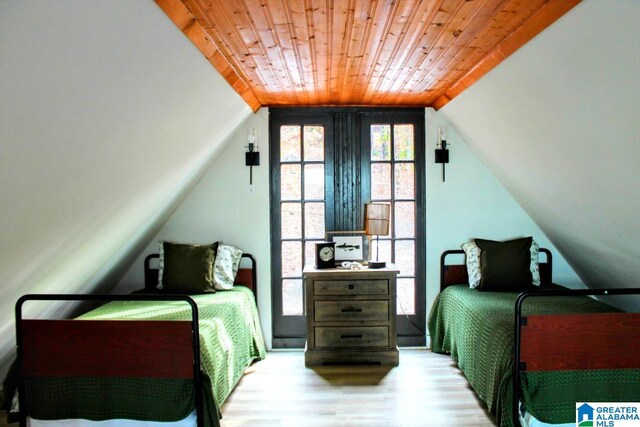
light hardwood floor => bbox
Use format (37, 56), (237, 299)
(220, 349), (496, 427)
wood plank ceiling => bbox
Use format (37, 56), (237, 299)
(156, 0), (580, 112)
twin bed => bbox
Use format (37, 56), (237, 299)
(14, 251), (265, 427)
(429, 247), (640, 427)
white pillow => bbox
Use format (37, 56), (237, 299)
(461, 238), (541, 288)
(213, 244), (243, 290)
(461, 241), (482, 288)
(530, 240), (541, 286)
(462, 241), (480, 289)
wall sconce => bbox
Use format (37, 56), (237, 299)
(435, 126), (449, 182)
(245, 127), (259, 185)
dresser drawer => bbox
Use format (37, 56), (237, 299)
(314, 300), (389, 322)
(314, 279), (388, 296)
(314, 326), (389, 348)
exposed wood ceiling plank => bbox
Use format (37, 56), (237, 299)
(363, 0), (414, 104)
(155, 0), (582, 110)
(380, 0), (446, 104)
(411, 0), (513, 100)
(368, 0), (441, 105)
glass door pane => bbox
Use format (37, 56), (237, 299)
(280, 125), (326, 317)
(271, 116), (331, 345)
(365, 115), (425, 346)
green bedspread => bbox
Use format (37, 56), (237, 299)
(428, 285), (640, 427)
(26, 287), (266, 426)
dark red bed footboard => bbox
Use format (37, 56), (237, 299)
(15, 294), (204, 427)
(513, 288), (640, 427)
(520, 312), (640, 371)
(21, 319), (194, 378)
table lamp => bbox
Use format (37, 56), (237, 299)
(365, 203), (390, 269)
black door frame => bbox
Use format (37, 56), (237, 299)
(269, 107), (425, 348)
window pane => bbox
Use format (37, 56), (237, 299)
(394, 124), (414, 160)
(282, 279), (303, 315)
(281, 241), (302, 277)
(371, 163), (391, 200)
(280, 126), (301, 161)
(394, 163), (414, 199)
(303, 126), (324, 161)
(369, 238), (391, 264)
(305, 202), (325, 238)
(304, 164), (324, 199)
(371, 124), (391, 161)
(281, 203), (301, 238)
(395, 240), (415, 276)
(281, 164), (301, 200)
(394, 202), (415, 238)
(305, 240), (322, 268)
(397, 278), (415, 315)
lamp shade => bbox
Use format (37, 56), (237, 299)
(364, 203), (390, 236)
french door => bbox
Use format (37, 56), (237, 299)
(270, 108), (425, 348)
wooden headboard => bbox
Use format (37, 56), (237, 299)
(144, 253), (258, 301)
(440, 248), (553, 292)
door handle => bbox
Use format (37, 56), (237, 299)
(340, 334), (363, 339)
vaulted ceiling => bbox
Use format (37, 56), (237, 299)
(156, 0), (580, 111)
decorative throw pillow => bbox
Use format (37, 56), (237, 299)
(461, 241), (482, 288)
(157, 241), (216, 293)
(213, 244), (243, 290)
(464, 238), (541, 288)
(530, 240), (541, 286)
(475, 237), (534, 292)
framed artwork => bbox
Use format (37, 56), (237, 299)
(325, 230), (368, 263)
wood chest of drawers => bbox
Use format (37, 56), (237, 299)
(303, 265), (399, 366)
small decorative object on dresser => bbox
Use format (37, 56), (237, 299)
(303, 264), (399, 366)
(314, 241), (336, 269)
(325, 230), (368, 263)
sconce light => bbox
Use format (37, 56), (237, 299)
(435, 126), (449, 182)
(365, 203), (391, 269)
(245, 127), (259, 185)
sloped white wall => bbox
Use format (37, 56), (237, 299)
(0, 0), (251, 378)
(440, 0), (640, 302)
(116, 109), (272, 347)
(425, 108), (583, 319)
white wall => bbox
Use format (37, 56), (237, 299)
(116, 109), (272, 347)
(439, 0), (640, 304)
(424, 108), (583, 317)
(0, 0), (251, 378)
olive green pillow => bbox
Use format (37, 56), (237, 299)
(475, 237), (534, 292)
(157, 242), (217, 294)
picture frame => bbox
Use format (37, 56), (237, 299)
(325, 230), (369, 263)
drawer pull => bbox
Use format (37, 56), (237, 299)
(340, 334), (363, 339)
(341, 307), (363, 313)
(348, 284), (355, 290)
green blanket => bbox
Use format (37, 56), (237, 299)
(26, 287), (266, 426)
(428, 285), (639, 427)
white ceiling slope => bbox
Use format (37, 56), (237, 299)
(0, 0), (250, 377)
(441, 1), (640, 297)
